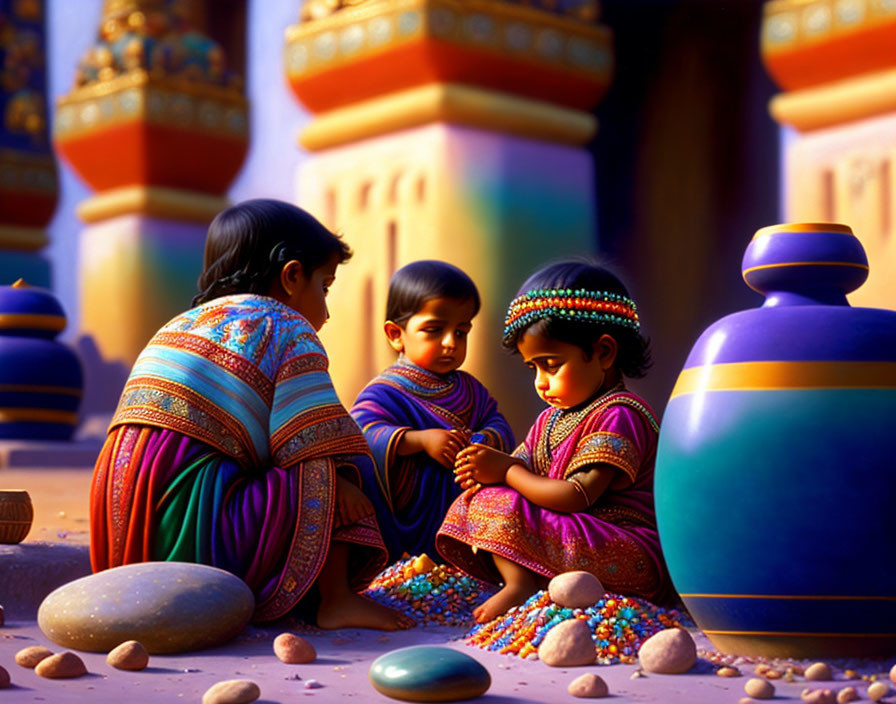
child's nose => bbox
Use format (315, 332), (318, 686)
(535, 371), (549, 390)
(441, 331), (455, 348)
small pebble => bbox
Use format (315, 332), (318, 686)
(744, 677), (775, 699)
(630, 669), (645, 679)
(202, 679), (260, 704)
(637, 628), (697, 674)
(304, 679), (322, 689)
(765, 669), (782, 679)
(0, 665), (10, 689)
(890, 664), (896, 685)
(868, 681), (890, 701)
(801, 688), (836, 704)
(844, 669), (858, 680)
(107, 640), (149, 670)
(539, 619), (597, 667)
(717, 666), (741, 677)
(15, 646), (53, 668)
(548, 571), (606, 609)
(568, 673), (609, 698)
(805, 662), (833, 681)
(837, 687), (858, 704)
(34, 652), (87, 679)
(274, 633), (316, 664)
(739, 699), (758, 704)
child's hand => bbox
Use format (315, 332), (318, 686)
(417, 428), (467, 468)
(454, 445), (514, 489)
(335, 475), (375, 525)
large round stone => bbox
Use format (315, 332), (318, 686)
(369, 646), (490, 702)
(37, 562), (254, 654)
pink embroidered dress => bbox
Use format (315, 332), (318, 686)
(436, 387), (672, 603)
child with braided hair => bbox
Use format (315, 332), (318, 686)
(436, 259), (672, 622)
(91, 199), (413, 631)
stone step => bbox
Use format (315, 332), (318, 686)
(0, 542), (91, 619)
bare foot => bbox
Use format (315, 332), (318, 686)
(473, 583), (535, 623)
(317, 592), (416, 631)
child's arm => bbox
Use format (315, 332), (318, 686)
(454, 445), (607, 513)
(398, 428), (468, 468)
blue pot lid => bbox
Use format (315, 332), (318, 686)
(0, 279), (66, 336)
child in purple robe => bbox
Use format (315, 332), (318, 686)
(350, 261), (514, 562)
(437, 259), (673, 623)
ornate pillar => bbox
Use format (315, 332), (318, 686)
(762, 0), (896, 309)
(285, 0), (611, 433)
(0, 0), (58, 287)
(52, 0), (248, 380)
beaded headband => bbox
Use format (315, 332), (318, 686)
(503, 287), (640, 342)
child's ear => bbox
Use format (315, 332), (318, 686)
(384, 321), (404, 352)
(593, 334), (618, 371)
(279, 260), (306, 297)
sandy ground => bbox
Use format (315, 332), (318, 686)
(2, 467), (895, 703)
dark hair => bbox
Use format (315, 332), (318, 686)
(503, 258), (652, 378)
(192, 198), (351, 306)
(385, 260), (481, 325)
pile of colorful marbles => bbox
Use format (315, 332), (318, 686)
(467, 591), (692, 664)
(364, 555), (496, 626)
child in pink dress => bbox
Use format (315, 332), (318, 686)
(437, 259), (672, 622)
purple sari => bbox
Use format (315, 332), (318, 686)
(437, 388), (673, 603)
(351, 359), (514, 562)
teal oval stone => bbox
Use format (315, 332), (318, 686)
(37, 562), (254, 654)
(369, 646), (490, 702)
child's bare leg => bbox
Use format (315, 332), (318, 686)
(473, 553), (544, 623)
(316, 541), (415, 631)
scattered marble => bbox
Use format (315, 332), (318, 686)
(365, 555), (495, 626)
(304, 679), (322, 689)
(469, 589), (688, 664)
(538, 619), (597, 667)
(630, 669), (645, 679)
(744, 677), (775, 699)
(638, 628), (697, 674)
(548, 571), (606, 609)
(202, 679), (260, 704)
(107, 640), (149, 670)
(38, 561), (254, 653)
(837, 686), (859, 703)
(868, 681), (890, 701)
(274, 633), (316, 664)
(717, 666), (741, 677)
(15, 645), (53, 668)
(567, 672), (609, 698)
(805, 662), (833, 681)
(801, 688), (836, 704)
(0, 665), (9, 689)
(369, 646), (490, 702)
(34, 651), (87, 679)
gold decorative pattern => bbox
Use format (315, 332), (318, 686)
(768, 66), (896, 130)
(76, 185), (231, 224)
(300, 0), (600, 24)
(54, 72), (248, 141)
(285, 0), (612, 81)
(299, 82), (597, 151)
(762, 0), (896, 53)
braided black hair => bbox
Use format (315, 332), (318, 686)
(192, 199), (351, 307)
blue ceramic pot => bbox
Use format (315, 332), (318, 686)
(655, 223), (896, 658)
(0, 280), (83, 440)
